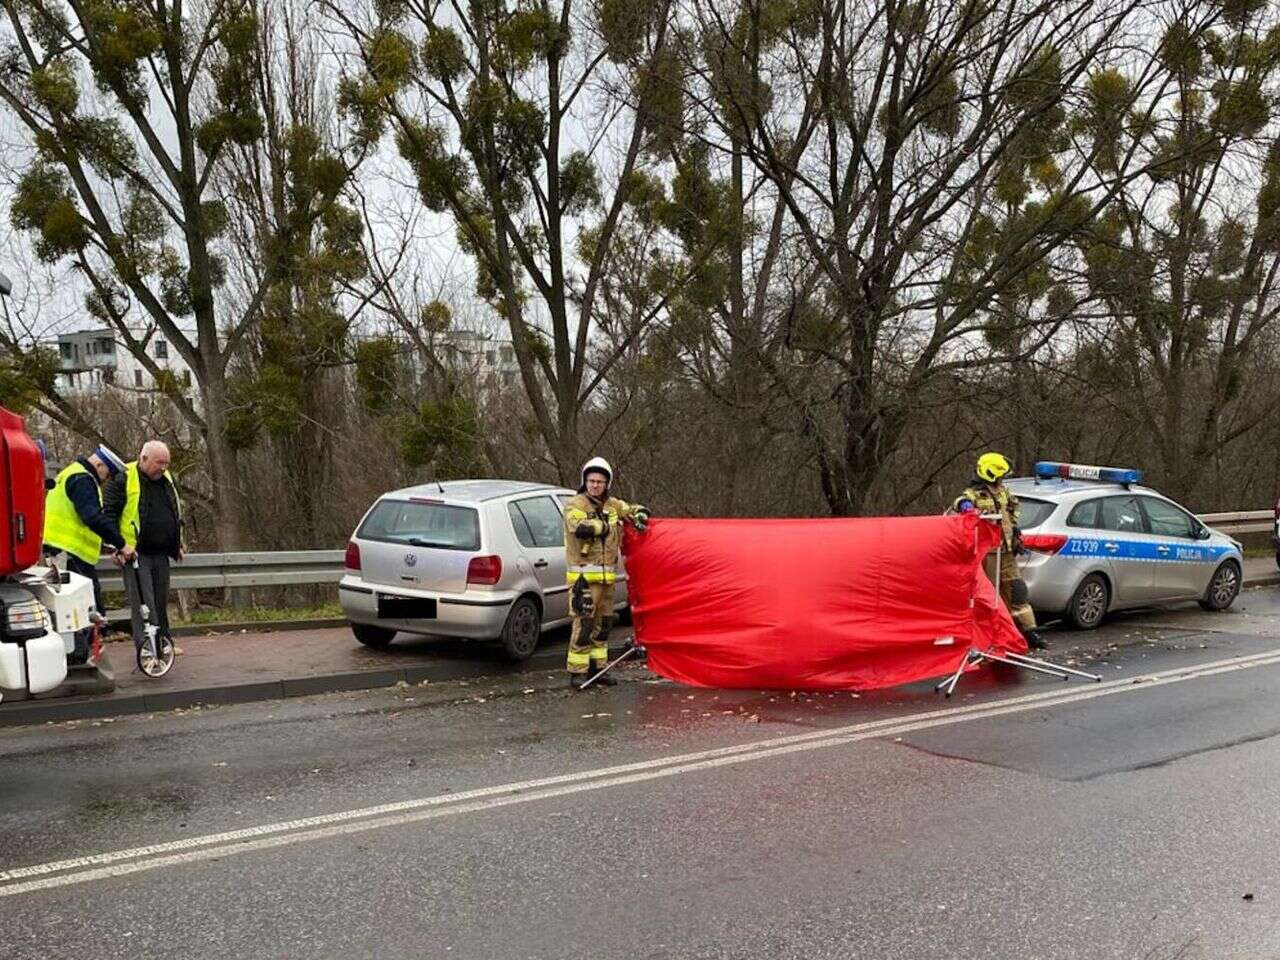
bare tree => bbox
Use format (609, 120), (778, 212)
(684, 0), (1193, 514)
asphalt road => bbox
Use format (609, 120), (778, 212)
(6, 591), (1280, 959)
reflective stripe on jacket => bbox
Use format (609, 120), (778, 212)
(563, 493), (638, 576)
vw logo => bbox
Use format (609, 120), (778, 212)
(404, 553), (417, 567)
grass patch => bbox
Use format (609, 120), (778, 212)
(175, 602), (344, 625)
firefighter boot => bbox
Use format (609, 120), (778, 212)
(589, 662), (617, 686)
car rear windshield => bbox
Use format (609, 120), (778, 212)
(1016, 497), (1055, 530)
(358, 499), (480, 551)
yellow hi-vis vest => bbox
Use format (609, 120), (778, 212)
(43, 461), (102, 564)
(120, 461), (182, 549)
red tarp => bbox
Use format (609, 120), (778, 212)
(623, 512), (1027, 691)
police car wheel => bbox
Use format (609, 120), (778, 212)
(1067, 574), (1109, 630)
(500, 596), (541, 661)
(1199, 561), (1241, 612)
(352, 623), (396, 648)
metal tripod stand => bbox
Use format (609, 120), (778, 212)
(578, 643), (645, 690)
(935, 514), (1101, 698)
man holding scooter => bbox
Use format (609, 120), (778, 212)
(105, 440), (183, 673)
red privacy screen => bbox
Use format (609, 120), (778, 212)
(623, 512), (1026, 691)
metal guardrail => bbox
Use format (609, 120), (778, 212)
(95, 550), (346, 592)
(89, 509), (1275, 593)
(1199, 511), (1274, 536)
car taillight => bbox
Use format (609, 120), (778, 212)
(1020, 533), (1068, 554)
(467, 555), (502, 585)
(344, 540), (361, 571)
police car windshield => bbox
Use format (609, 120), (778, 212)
(1017, 498), (1055, 530)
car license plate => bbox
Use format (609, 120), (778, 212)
(377, 595), (437, 619)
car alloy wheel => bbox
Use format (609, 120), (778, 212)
(1072, 575), (1108, 629)
(1210, 563), (1240, 609)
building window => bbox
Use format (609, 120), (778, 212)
(155, 339), (168, 359)
(134, 370), (143, 387)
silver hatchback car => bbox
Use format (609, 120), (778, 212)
(1006, 463), (1244, 629)
(338, 480), (628, 659)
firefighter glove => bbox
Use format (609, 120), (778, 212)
(574, 518), (605, 540)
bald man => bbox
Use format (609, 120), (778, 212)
(105, 440), (184, 654)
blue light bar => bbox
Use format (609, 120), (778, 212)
(1034, 461), (1142, 484)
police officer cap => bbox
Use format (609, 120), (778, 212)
(94, 445), (126, 476)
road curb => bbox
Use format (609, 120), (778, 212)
(132, 617), (349, 637)
(0, 647), (569, 728)
(169, 617), (350, 637)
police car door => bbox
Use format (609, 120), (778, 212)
(1136, 496), (1209, 600)
(507, 496), (570, 622)
(1097, 494), (1159, 603)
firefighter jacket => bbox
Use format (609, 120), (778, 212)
(563, 493), (643, 583)
(953, 479), (1020, 551)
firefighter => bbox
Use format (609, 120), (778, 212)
(563, 457), (650, 689)
(953, 451), (1047, 650)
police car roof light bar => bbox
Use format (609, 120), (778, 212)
(1033, 461), (1142, 486)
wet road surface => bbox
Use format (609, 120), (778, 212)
(5, 591), (1280, 958)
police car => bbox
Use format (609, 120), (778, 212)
(1007, 462), (1244, 629)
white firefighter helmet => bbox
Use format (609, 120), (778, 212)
(581, 456), (613, 487)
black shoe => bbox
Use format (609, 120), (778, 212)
(570, 672), (592, 690)
(590, 664), (617, 686)
(1026, 630), (1047, 651)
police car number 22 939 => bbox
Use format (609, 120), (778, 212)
(1004, 462), (1244, 630)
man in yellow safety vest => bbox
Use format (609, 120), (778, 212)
(104, 440), (183, 652)
(43, 445), (129, 647)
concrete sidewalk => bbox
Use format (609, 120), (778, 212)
(2, 555), (1276, 728)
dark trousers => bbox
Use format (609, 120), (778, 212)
(63, 555), (103, 665)
(124, 552), (171, 647)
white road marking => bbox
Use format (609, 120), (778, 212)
(7, 647), (1280, 897)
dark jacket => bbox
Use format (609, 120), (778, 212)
(103, 468), (183, 558)
(68, 457), (126, 549)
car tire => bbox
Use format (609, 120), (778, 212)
(1066, 574), (1109, 630)
(352, 623), (396, 648)
(1199, 560), (1241, 612)
(500, 596), (541, 661)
